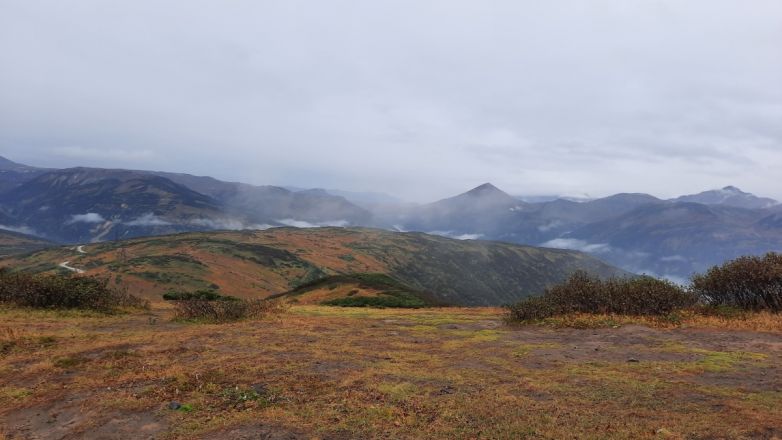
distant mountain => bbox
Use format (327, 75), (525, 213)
(395, 183), (526, 238)
(1, 155), (780, 282)
(0, 168), (224, 243)
(151, 173), (372, 226)
(672, 186), (778, 209)
(0, 155), (50, 193)
(0, 159), (373, 242)
(392, 186), (663, 243)
(0, 227), (627, 306)
(561, 202), (782, 279)
(285, 186), (403, 208)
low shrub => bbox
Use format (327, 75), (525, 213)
(323, 292), (428, 309)
(169, 297), (286, 323)
(162, 289), (237, 301)
(691, 253), (782, 312)
(507, 271), (697, 322)
(0, 269), (148, 312)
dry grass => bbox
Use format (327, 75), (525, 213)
(0, 304), (780, 439)
(526, 310), (782, 332)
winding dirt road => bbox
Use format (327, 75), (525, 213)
(59, 245), (87, 273)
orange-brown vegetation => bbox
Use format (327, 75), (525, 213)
(1, 305), (780, 439)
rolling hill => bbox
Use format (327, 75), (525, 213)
(268, 273), (444, 308)
(0, 227), (626, 306)
(0, 229), (54, 256)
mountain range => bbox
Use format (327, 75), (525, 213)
(0, 155), (780, 280)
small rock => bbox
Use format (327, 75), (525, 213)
(438, 385), (456, 395)
(655, 428), (674, 437)
(251, 383), (268, 395)
(168, 401), (182, 410)
(627, 358), (640, 363)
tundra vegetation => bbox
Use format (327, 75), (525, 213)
(506, 252), (782, 325)
(0, 255), (780, 438)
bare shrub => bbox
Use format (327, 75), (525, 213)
(171, 298), (286, 323)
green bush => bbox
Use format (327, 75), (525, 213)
(691, 252), (782, 312)
(0, 269), (147, 312)
(162, 289), (237, 301)
(506, 271), (697, 322)
(323, 291), (428, 308)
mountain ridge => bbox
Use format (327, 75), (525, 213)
(0, 227), (628, 306)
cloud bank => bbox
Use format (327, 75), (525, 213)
(1, 1), (781, 201)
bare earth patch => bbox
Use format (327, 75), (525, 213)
(1, 305), (781, 439)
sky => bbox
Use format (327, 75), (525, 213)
(1, 0), (781, 202)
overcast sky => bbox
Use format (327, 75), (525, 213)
(1, 1), (781, 202)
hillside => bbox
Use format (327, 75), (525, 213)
(0, 159), (373, 242)
(0, 155), (50, 193)
(0, 227), (626, 306)
(152, 172), (373, 225)
(0, 168), (225, 243)
(564, 202), (782, 278)
(269, 273), (443, 308)
(0, 229), (53, 256)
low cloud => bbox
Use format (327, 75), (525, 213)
(427, 230), (484, 240)
(67, 213), (106, 224)
(453, 233), (483, 240)
(541, 238), (612, 254)
(537, 220), (565, 233)
(276, 219), (349, 228)
(190, 218), (274, 231)
(0, 224), (37, 235)
(124, 213), (172, 227)
(660, 255), (688, 263)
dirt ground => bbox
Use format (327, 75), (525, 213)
(1, 305), (781, 439)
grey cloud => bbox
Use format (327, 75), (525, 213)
(1, 1), (781, 201)
(276, 219), (349, 228)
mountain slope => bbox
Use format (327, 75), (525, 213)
(0, 168), (225, 243)
(268, 273), (443, 307)
(0, 155), (50, 194)
(0, 229), (54, 256)
(152, 172), (372, 225)
(673, 186), (778, 209)
(564, 202), (782, 278)
(397, 183), (526, 237)
(0, 227), (627, 306)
